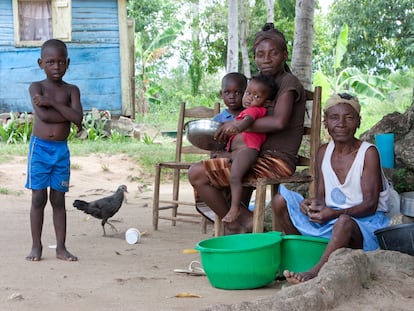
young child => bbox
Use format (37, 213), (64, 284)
(210, 72), (247, 159)
(195, 72), (247, 222)
(213, 72), (247, 123)
(25, 39), (83, 261)
(222, 73), (277, 223)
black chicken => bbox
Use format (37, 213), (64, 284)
(73, 185), (128, 236)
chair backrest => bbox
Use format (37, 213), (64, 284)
(297, 86), (322, 197)
(175, 102), (220, 162)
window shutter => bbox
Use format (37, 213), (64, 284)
(52, 0), (71, 41)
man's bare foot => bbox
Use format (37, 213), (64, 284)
(25, 246), (42, 261)
(222, 208), (240, 224)
(56, 248), (78, 261)
(283, 269), (317, 284)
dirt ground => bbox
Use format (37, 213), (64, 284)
(0, 154), (413, 311)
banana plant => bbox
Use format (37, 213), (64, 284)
(135, 22), (184, 114)
(313, 23), (398, 104)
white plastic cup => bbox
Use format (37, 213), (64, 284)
(125, 228), (141, 244)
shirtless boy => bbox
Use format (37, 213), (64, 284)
(25, 39), (83, 261)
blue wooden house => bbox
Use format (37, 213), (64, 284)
(0, 0), (135, 117)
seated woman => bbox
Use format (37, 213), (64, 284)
(188, 23), (306, 234)
(272, 93), (390, 284)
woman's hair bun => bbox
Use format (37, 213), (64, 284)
(262, 23), (275, 31)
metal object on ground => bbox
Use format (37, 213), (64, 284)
(401, 191), (414, 217)
(375, 222), (414, 256)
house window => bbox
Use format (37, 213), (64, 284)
(13, 0), (72, 46)
(18, 1), (52, 41)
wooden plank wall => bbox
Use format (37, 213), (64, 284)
(0, 0), (126, 115)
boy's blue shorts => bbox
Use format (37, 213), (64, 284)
(25, 136), (70, 192)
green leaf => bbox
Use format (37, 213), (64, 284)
(334, 24), (348, 70)
(313, 71), (334, 103)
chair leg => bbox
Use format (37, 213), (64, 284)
(252, 182), (266, 233)
(271, 184), (280, 231)
(201, 217), (207, 234)
(152, 164), (162, 230)
(194, 190), (208, 234)
(171, 169), (180, 227)
(214, 214), (224, 236)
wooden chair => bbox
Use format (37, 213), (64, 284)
(214, 86), (322, 235)
(153, 102), (220, 233)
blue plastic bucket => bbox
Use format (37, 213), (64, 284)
(375, 133), (394, 168)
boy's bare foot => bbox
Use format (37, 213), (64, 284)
(222, 208), (241, 224)
(283, 269), (317, 284)
(56, 248), (78, 261)
(25, 246), (42, 261)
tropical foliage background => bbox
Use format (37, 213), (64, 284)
(1, 0), (413, 192)
(1, 0), (413, 143)
(129, 0), (414, 137)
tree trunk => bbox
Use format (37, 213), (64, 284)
(226, 0), (238, 72)
(138, 64), (148, 114)
(264, 0), (274, 23)
(291, 0), (315, 90)
(239, 0), (250, 78)
(189, 1), (202, 96)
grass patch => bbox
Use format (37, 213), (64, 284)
(0, 187), (10, 195)
(0, 187), (24, 196)
(101, 163), (110, 172)
(71, 163), (82, 170)
(0, 144), (28, 158)
(0, 138), (209, 180)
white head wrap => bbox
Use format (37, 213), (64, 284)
(324, 93), (361, 115)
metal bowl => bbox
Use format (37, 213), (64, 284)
(401, 192), (414, 217)
(185, 120), (226, 151)
(375, 222), (414, 256)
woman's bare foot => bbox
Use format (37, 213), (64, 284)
(283, 269), (318, 284)
(56, 248), (78, 261)
(237, 209), (253, 232)
(222, 207), (253, 235)
(25, 246), (43, 261)
(223, 222), (248, 235)
(222, 207), (241, 224)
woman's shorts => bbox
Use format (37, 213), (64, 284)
(202, 154), (293, 189)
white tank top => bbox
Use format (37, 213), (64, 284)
(322, 140), (390, 212)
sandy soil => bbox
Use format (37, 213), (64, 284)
(0, 154), (413, 311)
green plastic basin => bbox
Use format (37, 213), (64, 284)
(195, 233), (282, 290)
(279, 235), (329, 274)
